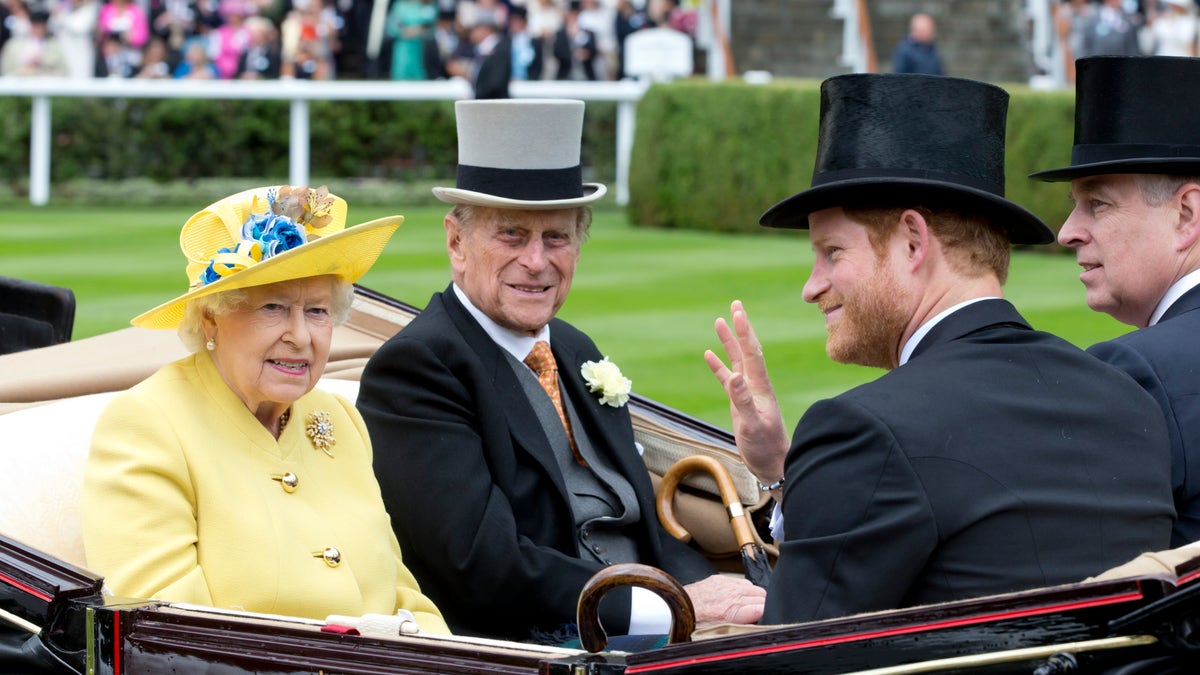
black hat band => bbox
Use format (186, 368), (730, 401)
(1072, 143), (1200, 165)
(456, 164), (584, 201)
(812, 167), (1003, 196)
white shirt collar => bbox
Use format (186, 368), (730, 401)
(1149, 268), (1200, 326)
(899, 297), (999, 366)
(452, 283), (550, 362)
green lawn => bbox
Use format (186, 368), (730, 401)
(0, 203), (1133, 429)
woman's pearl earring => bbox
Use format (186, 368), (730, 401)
(206, 337), (216, 351)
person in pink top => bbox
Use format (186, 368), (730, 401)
(211, 2), (252, 78)
(97, 0), (148, 50)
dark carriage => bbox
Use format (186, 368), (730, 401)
(3, 286), (1200, 674)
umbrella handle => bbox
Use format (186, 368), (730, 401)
(576, 563), (695, 652)
(655, 455), (757, 549)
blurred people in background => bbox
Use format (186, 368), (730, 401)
(1081, 0), (1143, 56)
(0, 0), (720, 82)
(135, 34), (172, 76)
(97, 0), (149, 62)
(457, 0), (506, 33)
(554, 0), (596, 80)
(527, 0), (562, 78)
(237, 13), (279, 78)
(95, 28), (135, 74)
(280, 0), (338, 77)
(892, 12), (944, 74)
(577, 0), (613, 79)
(50, 0), (98, 78)
(283, 36), (330, 77)
(614, 0), (651, 80)
(1147, 0), (1197, 56)
(173, 34), (217, 76)
(1055, 0), (1097, 83)
(508, 5), (542, 81)
(0, 0), (24, 55)
(465, 13), (509, 97)
(650, 0), (693, 36)
(210, 0), (251, 78)
(1, 9), (66, 75)
(149, 0), (197, 65)
(421, 7), (456, 78)
(386, 0), (434, 80)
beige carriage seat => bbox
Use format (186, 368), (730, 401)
(0, 379), (362, 571)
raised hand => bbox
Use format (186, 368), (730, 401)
(704, 300), (789, 489)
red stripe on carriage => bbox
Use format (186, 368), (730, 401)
(113, 609), (121, 674)
(625, 590), (1147, 673)
(0, 571), (53, 602)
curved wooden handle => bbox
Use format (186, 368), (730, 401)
(576, 563), (695, 652)
(655, 455), (756, 549)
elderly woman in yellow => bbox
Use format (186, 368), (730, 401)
(81, 186), (448, 634)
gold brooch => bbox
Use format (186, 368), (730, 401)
(305, 411), (336, 458)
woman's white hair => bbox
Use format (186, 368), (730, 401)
(177, 276), (355, 352)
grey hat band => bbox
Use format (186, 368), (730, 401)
(812, 167), (1002, 196)
(456, 164), (585, 201)
(1071, 143), (1200, 165)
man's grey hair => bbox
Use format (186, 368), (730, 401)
(1136, 174), (1200, 207)
(176, 276), (354, 352)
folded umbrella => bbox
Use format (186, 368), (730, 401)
(655, 455), (772, 589)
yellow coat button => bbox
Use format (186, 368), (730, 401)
(272, 472), (299, 493)
(315, 547), (341, 567)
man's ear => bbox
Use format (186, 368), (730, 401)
(898, 208), (931, 270)
(445, 213), (465, 261)
(1175, 183), (1200, 252)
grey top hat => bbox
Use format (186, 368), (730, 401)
(1030, 56), (1200, 182)
(759, 73), (1053, 246)
(433, 99), (607, 209)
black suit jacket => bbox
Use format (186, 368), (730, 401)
(553, 26), (597, 80)
(765, 299), (1175, 624)
(473, 34), (511, 99)
(358, 286), (713, 640)
(1088, 284), (1200, 547)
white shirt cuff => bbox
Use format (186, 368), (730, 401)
(769, 501), (784, 542)
(627, 585), (672, 635)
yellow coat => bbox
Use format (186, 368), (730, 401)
(82, 351), (448, 633)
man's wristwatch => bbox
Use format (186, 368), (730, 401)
(756, 476), (785, 492)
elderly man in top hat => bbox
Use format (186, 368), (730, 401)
(1032, 56), (1200, 548)
(705, 73), (1175, 624)
(358, 99), (765, 641)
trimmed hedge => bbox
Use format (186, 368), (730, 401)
(627, 79), (1078, 239)
(0, 97), (616, 196)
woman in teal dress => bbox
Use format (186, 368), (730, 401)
(387, 0), (437, 80)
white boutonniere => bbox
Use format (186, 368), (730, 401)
(580, 357), (632, 407)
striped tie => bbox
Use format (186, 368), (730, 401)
(524, 341), (586, 466)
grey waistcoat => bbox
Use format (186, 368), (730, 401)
(506, 350), (643, 566)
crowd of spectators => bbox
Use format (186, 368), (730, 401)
(1056, 0), (1198, 81)
(0, 0), (698, 82)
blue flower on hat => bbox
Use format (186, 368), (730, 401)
(199, 239), (264, 286)
(199, 258), (226, 286)
(241, 212), (307, 258)
(258, 218), (307, 258)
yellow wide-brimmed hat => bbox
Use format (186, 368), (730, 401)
(132, 185), (402, 329)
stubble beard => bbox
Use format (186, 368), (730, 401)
(823, 265), (910, 371)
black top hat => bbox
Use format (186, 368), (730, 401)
(1030, 56), (1200, 183)
(760, 73), (1053, 245)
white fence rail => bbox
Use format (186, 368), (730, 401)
(0, 77), (650, 207)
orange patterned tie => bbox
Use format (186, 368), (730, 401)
(524, 341), (586, 465)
